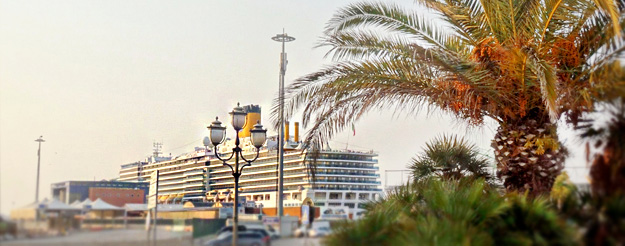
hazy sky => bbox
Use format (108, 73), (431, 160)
(0, 0), (589, 215)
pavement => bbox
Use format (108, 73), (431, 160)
(1, 229), (191, 246)
(273, 237), (322, 246)
(1, 229), (323, 246)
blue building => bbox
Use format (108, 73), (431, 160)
(51, 180), (149, 204)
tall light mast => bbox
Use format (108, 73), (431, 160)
(34, 136), (45, 202)
(271, 30), (295, 225)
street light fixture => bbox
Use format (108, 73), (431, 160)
(207, 103), (267, 246)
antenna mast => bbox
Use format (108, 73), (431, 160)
(152, 142), (163, 158)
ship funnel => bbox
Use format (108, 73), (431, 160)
(294, 122), (299, 142)
(285, 121), (290, 142)
(240, 105), (261, 138)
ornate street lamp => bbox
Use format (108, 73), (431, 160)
(207, 103), (267, 246)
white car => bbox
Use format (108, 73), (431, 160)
(264, 225), (280, 239)
(308, 227), (331, 237)
(293, 225), (308, 238)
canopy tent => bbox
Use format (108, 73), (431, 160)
(90, 198), (123, 211)
(72, 198), (93, 210)
(86, 198), (124, 221)
(45, 199), (81, 212)
(10, 199), (48, 220)
(10, 199), (80, 220)
(124, 203), (147, 212)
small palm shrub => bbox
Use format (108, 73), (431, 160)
(409, 135), (494, 183)
(324, 178), (579, 246)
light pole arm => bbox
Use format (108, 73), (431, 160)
(213, 145), (236, 162)
(213, 145), (237, 174)
(239, 148), (261, 164)
(239, 148), (260, 174)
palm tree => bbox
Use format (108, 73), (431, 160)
(409, 134), (493, 182)
(277, 0), (624, 195)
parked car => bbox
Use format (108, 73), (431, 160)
(205, 231), (266, 246)
(308, 227), (331, 237)
(243, 224), (275, 241)
(216, 225), (247, 235)
(293, 225), (308, 238)
(216, 225), (271, 245)
(264, 225), (280, 239)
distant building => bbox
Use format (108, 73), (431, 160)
(89, 187), (145, 207)
(51, 180), (149, 204)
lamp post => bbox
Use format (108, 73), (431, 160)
(271, 30), (295, 225)
(207, 103), (267, 246)
(35, 136), (45, 203)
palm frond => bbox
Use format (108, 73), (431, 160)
(325, 2), (454, 52)
(409, 134), (494, 182)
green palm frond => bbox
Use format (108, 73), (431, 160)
(409, 134), (494, 182)
(325, 2), (455, 52)
(525, 54), (560, 120)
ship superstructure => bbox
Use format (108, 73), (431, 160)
(118, 105), (382, 218)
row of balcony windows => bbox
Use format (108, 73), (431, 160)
(210, 170), (305, 181)
(209, 159), (303, 173)
(312, 179), (381, 184)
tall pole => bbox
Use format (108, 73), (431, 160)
(278, 35), (285, 222)
(35, 136), (45, 203)
(233, 134), (241, 246)
(272, 31), (295, 235)
(153, 170), (159, 246)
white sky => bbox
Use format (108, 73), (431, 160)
(0, 0), (589, 215)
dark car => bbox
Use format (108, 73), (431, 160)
(205, 231), (266, 246)
(216, 225), (271, 246)
(246, 228), (271, 245)
(216, 225), (247, 235)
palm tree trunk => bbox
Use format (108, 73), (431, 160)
(492, 120), (566, 195)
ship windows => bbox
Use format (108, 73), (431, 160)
(292, 192), (301, 200)
(358, 193), (369, 200)
(345, 193), (356, 200)
(329, 193), (341, 200)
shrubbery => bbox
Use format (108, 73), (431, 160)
(325, 178), (580, 246)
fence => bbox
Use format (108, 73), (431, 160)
(191, 218), (226, 239)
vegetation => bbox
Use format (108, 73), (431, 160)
(408, 134), (493, 183)
(277, 0), (625, 195)
(325, 178), (579, 246)
(580, 98), (625, 198)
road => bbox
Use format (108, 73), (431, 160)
(273, 237), (322, 246)
(1, 229), (323, 246)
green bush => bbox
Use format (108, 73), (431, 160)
(324, 178), (579, 246)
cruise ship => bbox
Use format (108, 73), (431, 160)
(118, 105), (382, 218)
